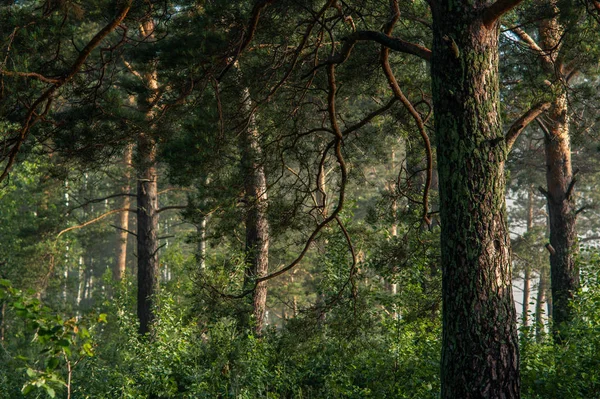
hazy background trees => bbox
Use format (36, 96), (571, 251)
(1, 0), (600, 398)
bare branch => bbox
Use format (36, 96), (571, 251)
(0, 70), (60, 84)
(218, 0), (276, 80)
(341, 97), (398, 136)
(306, 31), (431, 76)
(575, 206), (592, 216)
(580, 234), (600, 241)
(380, 4), (432, 225)
(511, 27), (554, 69)
(483, 0), (526, 29)
(57, 207), (135, 238)
(505, 102), (551, 151)
(536, 118), (551, 137)
(109, 224), (137, 237)
(156, 205), (187, 214)
(565, 168), (580, 201)
(235, 62), (351, 292)
(122, 58), (144, 81)
(157, 187), (195, 195)
(67, 193), (136, 214)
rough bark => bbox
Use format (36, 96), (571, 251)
(431, 2), (520, 397)
(538, 6), (579, 342)
(240, 86), (270, 336)
(136, 133), (158, 336)
(114, 144), (133, 281)
(136, 18), (160, 336)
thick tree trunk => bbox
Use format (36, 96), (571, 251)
(539, 8), (579, 342)
(135, 18), (160, 337)
(136, 134), (158, 335)
(114, 144), (132, 281)
(432, 3), (520, 397)
(240, 86), (269, 336)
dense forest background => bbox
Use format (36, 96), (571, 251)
(1, 0), (600, 398)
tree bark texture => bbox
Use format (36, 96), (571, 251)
(240, 86), (270, 336)
(538, 8), (579, 341)
(431, 2), (520, 397)
(136, 18), (160, 336)
(137, 134), (158, 336)
(114, 144), (133, 281)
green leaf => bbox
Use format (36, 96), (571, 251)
(26, 368), (37, 378)
(44, 385), (56, 398)
(21, 384), (34, 395)
(57, 339), (70, 348)
(82, 342), (94, 356)
(47, 357), (59, 371)
(98, 313), (108, 323)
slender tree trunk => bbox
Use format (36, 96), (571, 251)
(535, 268), (547, 341)
(523, 267), (530, 327)
(114, 144), (133, 281)
(136, 134), (158, 335)
(522, 186), (535, 327)
(1, 301), (5, 343)
(197, 216), (207, 269)
(546, 285), (553, 319)
(316, 161), (327, 217)
(136, 18), (160, 336)
(432, 3), (520, 397)
(538, 7), (579, 342)
(197, 176), (210, 269)
(240, 85), (270, 336)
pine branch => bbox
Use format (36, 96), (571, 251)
(505, 102), (551, 151)
(483, 0), (526, 28)
(57, 207), (135, 238)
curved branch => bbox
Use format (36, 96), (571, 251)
(511, 27), (554, 69)
(505, 102), (551, 151)
(57, 207), (135, 238)
(0, 1), (132, 183)
(306, 30), (431, 76)
(222, 63), (350, 299)
(218, 0), (276, 80)
(252, 63), (348, 285)
(483, 0), (526, 29)
(380, 27), (432, 225)
(341, 97), (398, 137)
(0, 70), (60, 84)
(67, 193), (136, 214)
